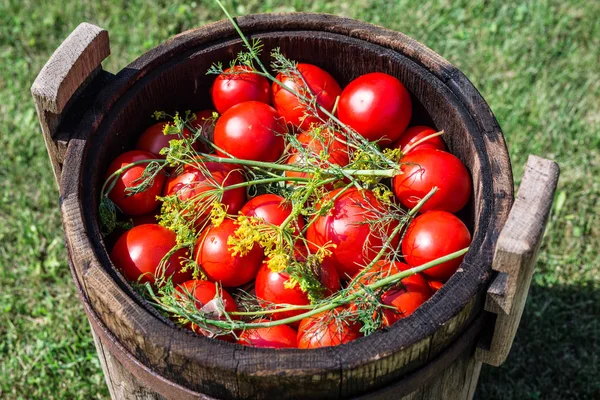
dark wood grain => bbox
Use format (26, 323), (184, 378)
(35, 13), (522, 399)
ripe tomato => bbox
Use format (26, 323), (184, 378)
(176, 279), (238, 336)
(392, 148), (471, 213)
(297, 308), (362, 349)
(103, 211), (160, 251)
(105, 150), (165, 216)
(163, 161), (246, 228)
(391, 125), (447, 154)
(237, 322), (297, 348)
(194, 219), (264, 287)
(284, 128), (350, 184)
(136, 122), (195, 158)
(110, 224), (191, 285)
(306, 188), (399, 279)
(337, 72), (412, 144)
(350, 261), (432, 326)
(177, 279), (238, 314)
(189, 109), (218, 153)
(211, 66), (271, 114)
(254, 258), (340, 321)
(240, 194), (304, 230)
(272, 63), (342, 130)
(214, 101), (286, 162)
(428, 280), (444, 292)
(402, 211), (471, 282)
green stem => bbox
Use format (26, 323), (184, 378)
(214, 0), (271, 76)
(198, 247), (469, 329)
(279, 181), (318, 230)
(202, 153), (396, 177)
(231, 304), (314, 316)
(402, 130), (445, 154)
(221, 176), (310, 191)
(101, 159), (167, 198)
(301, 182), (354, 234)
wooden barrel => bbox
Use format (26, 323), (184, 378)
(32, 14), (560, 400)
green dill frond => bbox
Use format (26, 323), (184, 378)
(125, 161), (165, 196)
(237, 37), (264, 67)
(270, 47), (298, 74)
(206, 61), (224, 75)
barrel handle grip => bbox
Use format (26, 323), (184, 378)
(475, 155), (559, 366)
(31, 22), (110, 184)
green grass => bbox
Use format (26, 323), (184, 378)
(0, 0), (598, 399)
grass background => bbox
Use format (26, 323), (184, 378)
(0, 0), (598, 398)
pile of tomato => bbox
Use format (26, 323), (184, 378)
(104, 61), (472, 349)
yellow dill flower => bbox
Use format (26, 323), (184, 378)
(210, 202), (227, 227)
(382, 147), (403, 163)
(228, 215), (263, 257)
(283, 276), (299, 290)
(267, 252), (288, 273)
(162, 122), (181, 136)
(373, 184), (394, 205)
(350, 149), (381, 185)
(315, 242), (336, 263)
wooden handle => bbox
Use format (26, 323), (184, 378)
(475, 155), (559, 366)
(31, 22), (110, 184)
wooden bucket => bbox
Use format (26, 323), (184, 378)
(32, 14), (559, 400)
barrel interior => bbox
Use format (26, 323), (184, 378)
(78, 28), (495, 399)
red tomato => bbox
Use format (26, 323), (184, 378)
(402, 211), (471, 282)
(136, 122), (195, 158)
(255, 258), (340, 321)
(391, 125), (447, 154)
(318, 258), (342, 297)
(350, 261), (432, 326)
(284, 128), (350, 184)
(428, 280), (444, 292)
(306, 188), (399, 279)
(163, 161), (246, 228)
(338, 72), (412, 144)
(211, 66), (271, 114)
(194, 219), (264, 287)
(392, 149), (471, 213)
(189, 109), (218, 153)
(272, 63), (342, 130)
(214, 101), (286, 162)
(237, 322), (297, 348)
(176, 279), (238, 337)
(103, 211), (159, 251)
(297, 308), (362, 349)
(177, 279), (238, 313)
(110, 224), (191, 285)
(105, 150), (165, 216)
(240, 194), (304, 230)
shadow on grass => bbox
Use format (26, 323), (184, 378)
(476, 281), (599, 400)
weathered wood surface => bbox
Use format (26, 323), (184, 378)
(475, 155), (560, 366)
(34, 13), (522, 400)
(31, 22), (110, 183)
